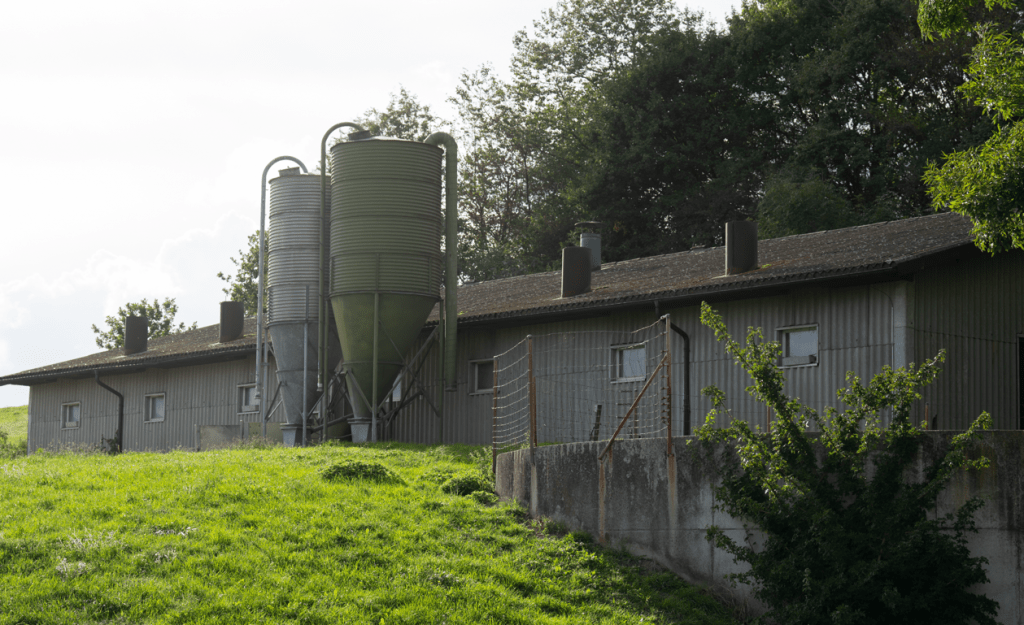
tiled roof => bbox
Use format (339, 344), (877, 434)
(0, 318), (259, 386)
(427, 212), (977, 325)
(1, 212), (978, 385)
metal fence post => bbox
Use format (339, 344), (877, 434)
(492, 356), (499, 477)
(665, 314), (673, 456)
(528, 335), (537, 449)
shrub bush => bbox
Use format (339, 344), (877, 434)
(441, 473), (492, 496)
(696, 303), (998, 625)
(0, 429), (23, 460)
(320, 459), (403, 484)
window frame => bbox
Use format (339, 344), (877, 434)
(238, 384), (258, 414)
(61, 402), (81, 430)
(470, 359), (496, 395)
(144, 393), (166, 424)
(777, 324), (819, 368)
(389, 370), (402, 403)
(611, 343), (647, 383)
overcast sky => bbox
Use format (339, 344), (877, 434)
(0, 0), (738, 407)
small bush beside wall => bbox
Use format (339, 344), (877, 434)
(696, 303), (998, 625)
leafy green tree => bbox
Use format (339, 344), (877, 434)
(91, 298), (197, 350)
(919, 0), (1024, 253)
(729, 0), (993, 231)
(356, 86), (447, 142)
(756, 167), (894, 239)
(583, 23), (770, 259)
(217, 231), (266, 317)
(452, 0), (681, 280)
(696, 303), (998, 624)
(453, 65), (553, 281)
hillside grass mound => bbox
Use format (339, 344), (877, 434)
(0, 405), (27, 444)
(0, 443), (736, 624)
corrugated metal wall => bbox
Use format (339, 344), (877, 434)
(915, 251), (1024, 430)
(679, 284), (895, 433)
(27, 354), (282, 453)
(387, 281), (903, 446)
(32, 253), (1018, 452)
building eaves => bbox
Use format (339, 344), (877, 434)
(0, 318), (261, 386)
(0, 212), (981, 386)
(426, 212), (979, 326)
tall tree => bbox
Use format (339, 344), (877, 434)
(91, 298), (197, 350)
(355, 86), (447, 142)
(217, 231), (264, 317)
(919, 0), (1024, 252)
(730, 0), (994, 231)
(583, 23), (771, 260)
(450, 0), (682, 281)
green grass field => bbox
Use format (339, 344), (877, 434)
(0, 405), (27, 445)
(0, 443), (736, 624)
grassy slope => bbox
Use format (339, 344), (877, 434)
(0, 405), (27, 445)
(0, 443), (736, 625)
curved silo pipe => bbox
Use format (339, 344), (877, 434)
(424, 132), (458, 392)
(318, 122), (365, 395)
(258, 155), (307, 440)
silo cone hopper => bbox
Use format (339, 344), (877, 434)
(329, 135), (453, 442)
(267, 168), (340, 445)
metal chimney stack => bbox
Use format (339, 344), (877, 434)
(219, 301), (244, 343)
(725, 221), (758, 275)
(561, 246), (592, 297)
(123, 315), (147, 355)
(576, 221), (603, 270)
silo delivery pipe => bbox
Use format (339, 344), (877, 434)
(318, 122), (365, 394)
(94, 371), (124, 453)
(424, 132), (458, 391)
(257, 156), (308, 440)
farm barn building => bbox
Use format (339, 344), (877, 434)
(3, 211), (1022, 453)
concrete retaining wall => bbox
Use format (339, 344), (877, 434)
(496, 431), (1023, 623)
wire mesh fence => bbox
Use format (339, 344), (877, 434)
(492, 316), (673, 461)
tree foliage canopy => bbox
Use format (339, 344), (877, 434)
(445, 0), (1005, 274)
(285, 0), (1023, 281)
(91, 298), (197, 350)
(918, 0), (1024, 253)
(217, 231), (264, 317)
(583, 23), (770, 258)
(452, 0), (682, 280)
(355, 86), (447, 142)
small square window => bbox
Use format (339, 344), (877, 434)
(61, 403), (80, 429)
(238, 384), (258, 413)
(779, 326), (818, 367)
(471, 360), (495, 394)
(613, 344), (646, 381)
(145, 394), (165, 423)
(390, 371), (402, 403)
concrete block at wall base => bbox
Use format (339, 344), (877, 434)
(242, 422), (284, 445)
(496, 432), (1024, 624)
(198, 425), (242, 450)
(349, 420), (382, 443)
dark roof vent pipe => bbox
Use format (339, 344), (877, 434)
(219, 301), (245, 342)
(123, 315), (148, 355)
(576, 221), (603, 270)
(725, 221), (758, 275)
(561, 246), (592, 297)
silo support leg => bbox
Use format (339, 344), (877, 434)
(371, 292), (380, 443)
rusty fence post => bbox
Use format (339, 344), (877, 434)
(665, 313), (673, 456)
(528, 335), (538, 449)
(492, 356), (499, 477)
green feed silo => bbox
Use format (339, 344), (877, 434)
(329, 137), (444, 439)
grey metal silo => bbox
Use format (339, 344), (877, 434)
(267, 167), (333, 445)
(328, 136), (444, 441)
